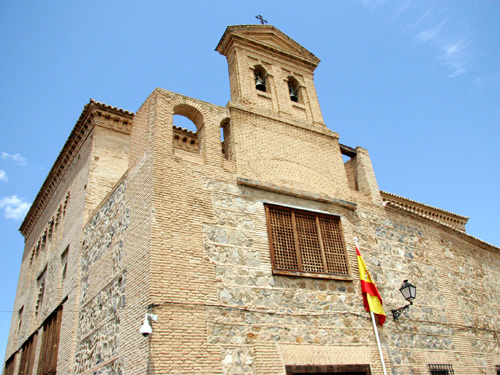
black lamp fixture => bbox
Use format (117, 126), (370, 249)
(392, 280), (417, 321)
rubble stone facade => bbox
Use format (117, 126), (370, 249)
(3, 25), (500, 375)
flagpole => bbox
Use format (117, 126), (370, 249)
(370, 311), (388, 375)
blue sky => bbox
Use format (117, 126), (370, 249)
(1, 0), (499, 362)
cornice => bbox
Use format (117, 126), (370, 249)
(380, 190), (498, 251)
(380, 190), (468, 230)
(383, 200), (499, 252)
(19, 100), (134, 238)
(238, 177), (357, 210)
(216, 25), (320, 69)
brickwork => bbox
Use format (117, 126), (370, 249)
(4, 24), (500, 375)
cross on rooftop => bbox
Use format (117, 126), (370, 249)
(255, 15), (268, 25)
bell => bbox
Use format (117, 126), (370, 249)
(289, 85), (299, 102)
(255, 73), (266, 92)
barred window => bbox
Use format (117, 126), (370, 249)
(19, 332), (38, 375)
(37, 307), (63, 375)
(265, 204), (350, 278)
(428, 364), (454, 375)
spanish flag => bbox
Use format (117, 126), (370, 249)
(357, 243), (386, 326)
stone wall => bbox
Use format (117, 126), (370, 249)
(354, 202), (500, 375)
(76, 180), (128, 375)
(198, 177), (500, 375)
(202, 178), (385, 374)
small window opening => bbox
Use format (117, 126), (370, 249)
(55, 206), (62, 230)
(35, 239), (41, 258)
(254, 66), (267, 92)
(288, 76), (300, 102)
(220, 118), (231, 160)
(30, 247), (36, 266)
(41, 231), (47, 252)
(173, 114), (199, 154)
(340, 143), (359, 192)
(36, 268), (47, 316)
(63, 192), (70, 217)
(18, 306), (24, 332)
(48, 219), (54, 242)
(61, 247), (69, 281)
(172, 104), (203, 155)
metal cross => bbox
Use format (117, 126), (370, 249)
(255, 15), (268, 25)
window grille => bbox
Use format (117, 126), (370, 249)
(37, 307), (63, 375)
(19, 332), (38, 375)
(428, 364), (454, 375)
(265, 204), (350, 277)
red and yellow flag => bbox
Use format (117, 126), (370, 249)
(356, 243), (386, 326)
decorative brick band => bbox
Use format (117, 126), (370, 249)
(237, 177), (357, 209)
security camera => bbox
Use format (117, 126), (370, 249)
(139, 313), (157, 337)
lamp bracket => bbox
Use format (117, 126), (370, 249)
(391, 301), (412, 321)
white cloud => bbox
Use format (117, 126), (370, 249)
(416, 25), (441, 42)
(0, 195), (31, 220)
(360, 1), (474, 78)
(0, 170), (7, 183)
(437, 39), (470, 78)
(411, 8), (432, 30)
(2, 152), (27, 166)
(473, 74), (500, 88)
(413, 16), (471, 78)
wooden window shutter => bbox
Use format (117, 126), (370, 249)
(4, 352), (17, 375)
(19, 332), (38, 375)
(37, 307), (62, 375)
(266, 204), (350, 278)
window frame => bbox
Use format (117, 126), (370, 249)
(265, 204), (352, 280)
(286, 364), (371, 374)
(428, 364), (454, 375)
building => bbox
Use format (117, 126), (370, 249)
(3, 24), (500, 375)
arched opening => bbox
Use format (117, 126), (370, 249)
(254, 65), (268, 92)
(287, 76), (300, 103)
(173, 114), (197, 133)
(172, 104), (204, 154)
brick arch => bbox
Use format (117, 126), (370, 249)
(172, 102), (205, 132)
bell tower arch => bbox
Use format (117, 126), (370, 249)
(216, 25), (326, 129)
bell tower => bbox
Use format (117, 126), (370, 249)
(215, 25), (352, 204)
(216, 25), (326, 129)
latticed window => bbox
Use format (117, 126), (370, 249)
(265, 204), (350, 278)
(428, 364), (454, 375)
(19, 332), (38, 375)
(37, 307), (63, 375)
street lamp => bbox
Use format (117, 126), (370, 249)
(392, 280), (417, 321)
